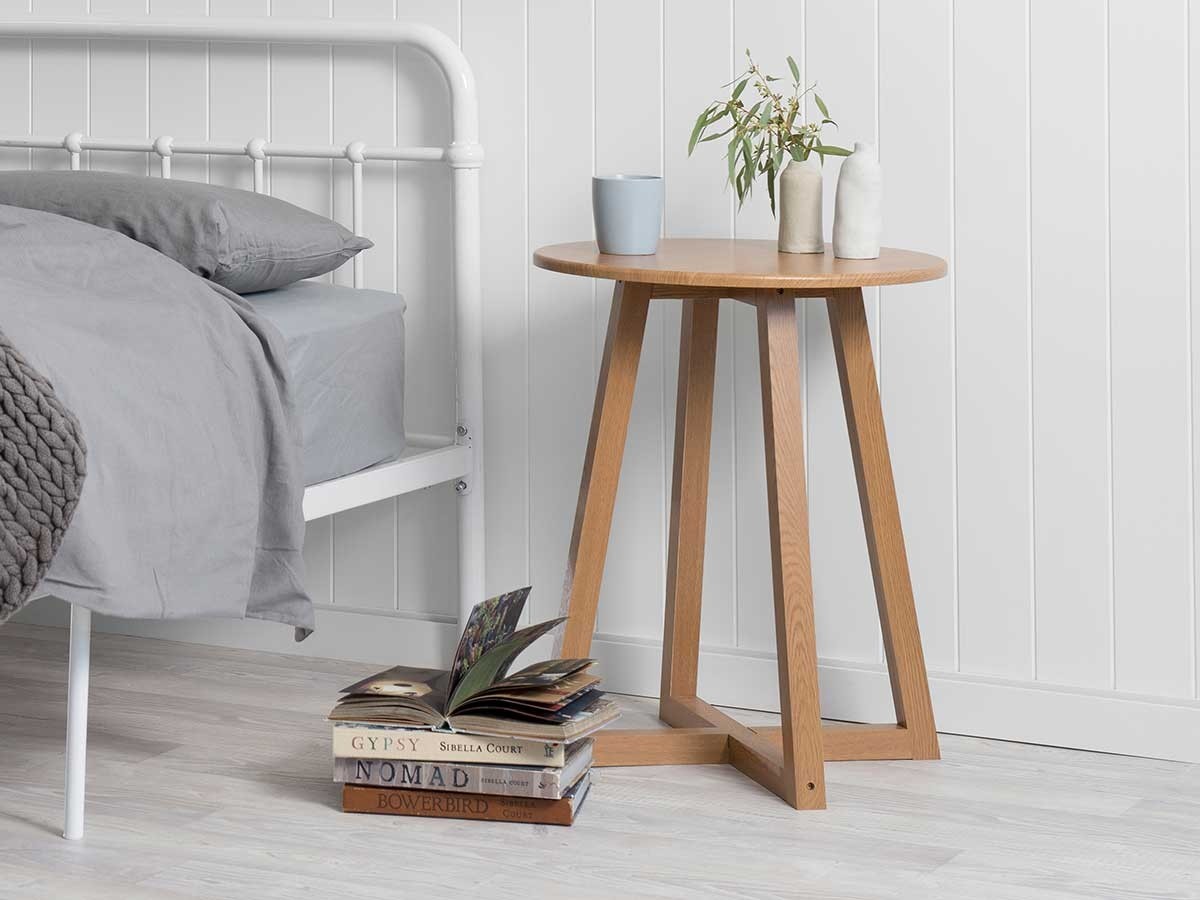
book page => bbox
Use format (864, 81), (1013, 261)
(336, 667), (451, 721)
(446, 616), (568, 712)
(447, 587), (531, 697)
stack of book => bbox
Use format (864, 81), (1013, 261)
(330, 588), (618, 826)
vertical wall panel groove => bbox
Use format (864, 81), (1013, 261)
(0, 0), (32, 172)
(593, 0), (666, 641)
(731, 0), (803, 655)
(1191, 0), (1200, 698)
(1024, 0), (1036, 680)
(948, 0), (960, 674)
(1109, 0), (1192, 698)
(1104, 0), (1116, 689)
(953, 0), (1033, 679)
(1029, 0), (1112, 690)
(1186, 0), (1198, 700)
(527, 0), (595, 628)
(463, 0), (529, 607)
(802, 0), (880, 663)
(662, 0), (737, 649)
(878, 0), (956, 675)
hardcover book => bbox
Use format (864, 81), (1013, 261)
(332, 722), (567, 766)
(334, 738), (593, 799)
(341, 772), (592, 826)
(328, 587), (619, 744)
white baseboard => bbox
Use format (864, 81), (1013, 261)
(17, 599), (1200, 763)
(590, 632), (1200, 764)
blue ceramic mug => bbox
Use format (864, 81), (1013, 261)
(592, 175), (663, 255)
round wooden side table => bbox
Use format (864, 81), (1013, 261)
(533, 238), (948, 810)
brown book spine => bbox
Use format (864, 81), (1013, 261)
(342, 784), (579, 826)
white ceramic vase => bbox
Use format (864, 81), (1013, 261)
(832, 141), (882, 259)
(777, 156), (824, 253)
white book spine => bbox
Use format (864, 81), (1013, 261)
(332, 724), (565, 766)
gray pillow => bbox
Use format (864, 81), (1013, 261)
(0, 171), (372, 293)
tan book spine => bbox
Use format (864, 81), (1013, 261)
(332, 724), (565, 766)
(341, 781), (587, 826)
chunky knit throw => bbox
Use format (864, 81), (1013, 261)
(0, 329), (86, 624)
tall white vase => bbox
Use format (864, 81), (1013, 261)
(832, 141), (882, 259)
(777, 156), (824, 253)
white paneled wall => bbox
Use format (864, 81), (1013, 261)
(7, 1), (1200, 761)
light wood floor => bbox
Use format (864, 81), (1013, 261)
(1, 624), (1198, 900)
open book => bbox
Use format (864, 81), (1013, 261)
(328, 587), (619, 743)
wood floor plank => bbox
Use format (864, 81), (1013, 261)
(0, 626), (1195, 900)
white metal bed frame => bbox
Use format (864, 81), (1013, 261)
(0, 16), (485, 841)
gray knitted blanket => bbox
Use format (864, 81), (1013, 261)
(0, 328), (87, 625)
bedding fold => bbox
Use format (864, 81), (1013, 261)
(0, 204), (314, 636)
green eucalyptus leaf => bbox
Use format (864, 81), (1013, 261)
(732, 78), (749, 101)
(741, 141), (754, 202)
(813, 91), (830, 119)
(727, 131), (743, 168)
(688, 112), (708, 155)
(720, 69), (749, 88)
(766, 160), (776, 216)
(700, 122), (737, 143)
(787, 55), (801, 83)
(817, 144), (852, 157)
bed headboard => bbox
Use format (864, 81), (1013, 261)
(0, 16), (485, 624)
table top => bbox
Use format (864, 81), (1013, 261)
(533, 239), (947, 290)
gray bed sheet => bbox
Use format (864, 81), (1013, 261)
(243, 282), (406, 487)
(0, 204), (313, 635)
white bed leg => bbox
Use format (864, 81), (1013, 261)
(64, 604), (91, 841)
(451, 156), (485, 629)
(458, 485), (485, 627)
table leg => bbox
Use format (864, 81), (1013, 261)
(756, 294), (827, 809)
(660, 299), (720, 709)
(827, 288), (940, 760)
(558, 281), (652, 658)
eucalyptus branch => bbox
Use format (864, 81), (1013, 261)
(687, 51), (851, 216)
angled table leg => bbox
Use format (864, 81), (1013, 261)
(754, 293), (827, 809)
(827, 288), (939, 759)
(660, 298), (720, 709)
(558, 280), (652, 658)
